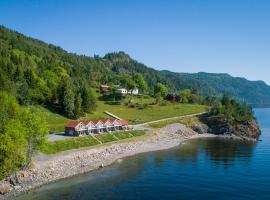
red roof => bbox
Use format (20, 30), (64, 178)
(101, 118), (114, 123)
(65, 118), (128, 128)
(65, 120), (81, 128)
(119, 119), (128, 126)
(81, 119), (93, 125)
(91, 119), (102, 125)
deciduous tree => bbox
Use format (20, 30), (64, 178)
(134, 74), (147, 94)
(154, 83), (168, 98)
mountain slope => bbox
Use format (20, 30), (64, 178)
(0, 25), (270, 105)
(160, 71), (270, 105)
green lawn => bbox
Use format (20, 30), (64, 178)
(27, 99), (207, 132)
(149, 118), (183, 129)
(87, 101), (206, 125)
(42, 130), (146, 154)
(149, 116), (200, 129)
(27, 106), (70, 132)
(114, 131), (133, 139)
(95, 134), (116, 143)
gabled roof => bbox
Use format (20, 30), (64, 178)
(82, 120), (95, 126)
(92, 118), (114, 125)
(119, 119), (128, 126)
(101, 118), (114, 123)
(65, 118), (128, 129)
(65, 120), (82, 128)
(91, 119), (103, 125)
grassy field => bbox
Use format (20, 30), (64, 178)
(27, 98), (207, 132)
(42, 130), (145, 154)
(88, 101), (206, 124)
(149, 116), (201, 129)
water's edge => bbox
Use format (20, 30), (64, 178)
(12, 108), (270, 200)
(1, 124), (218, 199)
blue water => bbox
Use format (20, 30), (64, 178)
(16, 108), (270, 200)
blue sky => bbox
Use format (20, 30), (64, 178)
(1, 0), (270, 84)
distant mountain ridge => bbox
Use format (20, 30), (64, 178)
(1, 25), (270, 105)
(160, 71), (270, 105)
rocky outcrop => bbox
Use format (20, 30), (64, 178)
(190, 123), (209, 134)
(201, 115), (261, 140)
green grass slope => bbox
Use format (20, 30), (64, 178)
(28, 101), (207, 132)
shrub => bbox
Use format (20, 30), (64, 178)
(159, 100), (168, 106)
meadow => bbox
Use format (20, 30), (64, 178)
(27, 97), (207, 132)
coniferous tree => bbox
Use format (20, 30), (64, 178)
(74, 93), (83, 118)
(17, 81), (31, 105)
(88, 87), (97, 112)
(81, 86), (91, 113)
(62, 80), (75, 118)
(82, 86), (97, 113)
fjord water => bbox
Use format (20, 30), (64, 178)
(17, 109), (270, 200)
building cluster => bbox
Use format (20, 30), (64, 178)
(65, 118), (129, 136)
(100, 85), (139, 95)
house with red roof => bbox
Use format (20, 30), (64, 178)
(64, 118), (129, 136)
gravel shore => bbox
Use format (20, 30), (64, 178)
(0, 123), (217, 199)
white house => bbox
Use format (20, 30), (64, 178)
(118, 88), (139, 95)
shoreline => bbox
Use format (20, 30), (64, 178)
(0, 123), (232, 199)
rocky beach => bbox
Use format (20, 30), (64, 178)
(0, 113), (261, 200)
(0, 122), (218, 199)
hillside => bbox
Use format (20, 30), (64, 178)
(160, 71), (270, 105)
(1, 25), (270, 105)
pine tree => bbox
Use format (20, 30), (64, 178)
(88, 88), (97, 112)
(62, 80), (75, 118)
(74, 93), (83, 118)
(82, 86), (97, 113)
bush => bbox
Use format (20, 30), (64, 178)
(105, 101), (121, 105)
(159, 100), (169, 106)
(137, 103), (148, 110)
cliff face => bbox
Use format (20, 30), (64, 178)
(201, 116), (261, 140)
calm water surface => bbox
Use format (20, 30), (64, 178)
(16, 108), (270, 200)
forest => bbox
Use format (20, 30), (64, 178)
(1, 25), (270, 110)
